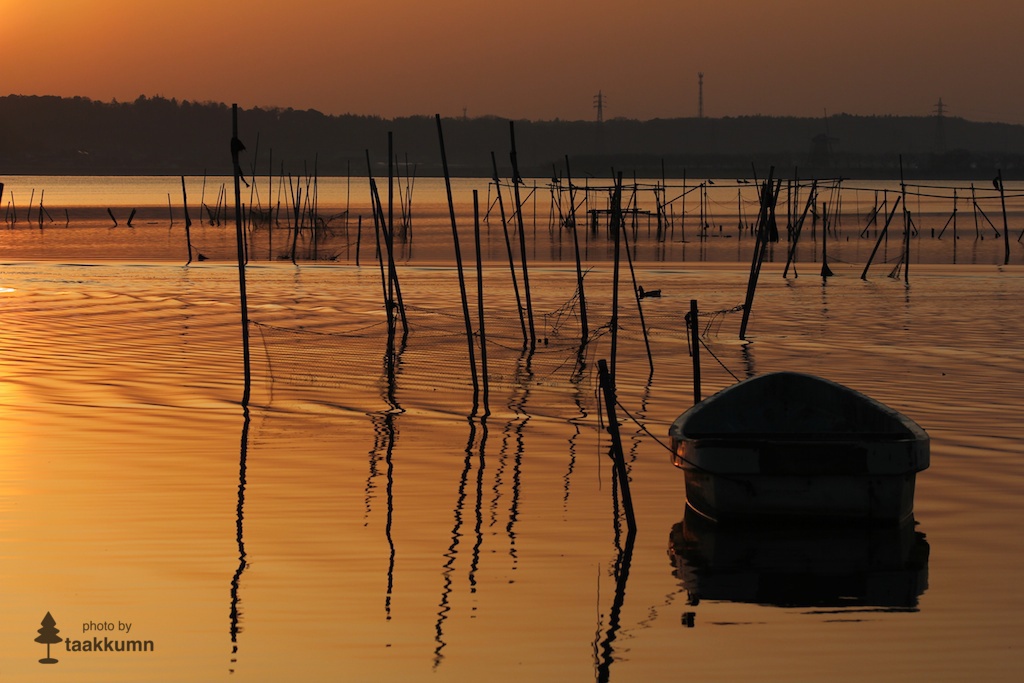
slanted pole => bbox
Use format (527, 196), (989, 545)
(861, 196), (902, 280)
(436, 114), (480, 402)
(509, 121), (536, 351)
(739, 168), (777, 340)
(490, 151), (527, 343)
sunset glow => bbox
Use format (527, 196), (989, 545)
(3, 0), (1022, 123)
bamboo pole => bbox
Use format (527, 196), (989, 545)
(739, 168), (777, 340)
(366, 155), (408, 336)
(182, 176), (193, 264)
(231, 104), (252, 406)
(490, 152), (528, 344)
(937, 190), (958, 239)
(996, 170), (1009, 264)
(436, 114), (480, 401)
(621, 209), (654, 375)
(371, 184), (392, 349)
(610, 172), (624, 377)
(900, 156), (910, 284)
(565, 156), (589, 345)
(861, 196), (902, 280)
(199, 172), (208, 226)
(783, 180), (817, 278)
(509, 121), (536, 351)
(355, 215), (363, 266)
(473, 190), (490, 416)
(820, 202), (833, 278)
(688, 299), (701, 404)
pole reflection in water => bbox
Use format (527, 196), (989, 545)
(594, 359), (637, 682)
(367, 339), (406, 621)
(562, 348), (589, 512)
(592, 445), (637, 682)
(229, 405), (251, 674)
(435, 339), (547, 668)
(433, 417), (482, 668)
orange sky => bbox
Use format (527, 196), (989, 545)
(3, 0), (1022, 123)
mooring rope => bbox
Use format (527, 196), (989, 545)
(612, 398), (673, 455)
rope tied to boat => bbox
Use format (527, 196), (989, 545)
(609, 395), (755, 488)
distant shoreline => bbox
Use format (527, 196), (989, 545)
(3, 95), (1024, 181)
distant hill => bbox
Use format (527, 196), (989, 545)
(2, 94), (1023, 179)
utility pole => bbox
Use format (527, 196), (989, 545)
(698, 72), (704, 118)
(594, 90), (606, 123)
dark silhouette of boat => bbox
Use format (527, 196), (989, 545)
(669, 372), (929, 523)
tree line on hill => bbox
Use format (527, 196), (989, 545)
(1, 94), (1023, 179)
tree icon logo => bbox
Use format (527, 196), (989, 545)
(35, 612), (61, 664)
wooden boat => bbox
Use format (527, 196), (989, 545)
(668, 372), (929, 523)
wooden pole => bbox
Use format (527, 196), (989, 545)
(688, 299), (701, 404)
(820, 201), (833, 278)
(783, 180), (816, 278)
(231, 104), (252, 406)
(900, 156), (910, 284)
(621, 210), (654, 375)
(996, 170), (1010, 264)
(861, 196), (902, 280)
(355, 215), (363, 267)
(369, 178), (394, 348)
(473, 190), (490, 417)
(490, 152), (528, 344)
(739, 168), (777, 339)
(509, 121), (537, 351)
(610, 173), (624, 377)
(565, 156), (589, 345)
(366, 170), (408, 334)
(436, 114), (480, 401)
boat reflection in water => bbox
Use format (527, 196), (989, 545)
(668, 508), (930, 612)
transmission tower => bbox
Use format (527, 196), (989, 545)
(698, 72), (704, 118)
(933, 98), (946, 153)
(594, 90), (606, 123)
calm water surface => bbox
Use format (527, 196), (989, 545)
(1, 176), (1023, 681)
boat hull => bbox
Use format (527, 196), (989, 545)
(682, 468), (919, 523)
(669, 372), (929, 523)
